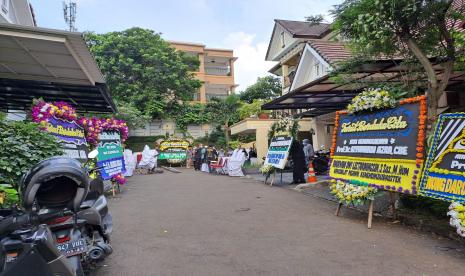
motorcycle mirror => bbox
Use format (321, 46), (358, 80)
(88, 149), (98, 159)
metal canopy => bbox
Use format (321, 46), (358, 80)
(262, 59), (465, 117)
(0, 78), (116, 113)
(0, 23), (116, 113)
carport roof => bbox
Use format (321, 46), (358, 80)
(262, 59), (465, 116)
(0, 23), (116, 113)
(0, 78), (116, 113)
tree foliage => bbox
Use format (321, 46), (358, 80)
(169, 103), (212, 131)
(239, 75), (282, 103)
(268, 117), (300, 140)
(206, 95), (242, 144)
(238, 99), (270, 119)
(84, 28), (202, 119)
(332, 0), (465, 119)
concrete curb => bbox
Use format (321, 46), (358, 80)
(294, 180), (330, 191)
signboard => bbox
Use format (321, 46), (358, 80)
(96, 130), (126, 180)
(264, 136), (293, 169)
(159, 140), (190, 151)
(158, 139), (189, 163)
(330, 100), (426, 194)
(45, 116), (88, 161)
(420, 113), (465, 202)
(159, 151), (187, 160)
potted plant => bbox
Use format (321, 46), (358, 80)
(238, 99), (271, 120)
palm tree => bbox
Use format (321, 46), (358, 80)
(206, 95), (241, 145)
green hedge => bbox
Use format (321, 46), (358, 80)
(0, 120), (63, 207)
(125, 136), (166, 152)
(399, 195), (450, 219)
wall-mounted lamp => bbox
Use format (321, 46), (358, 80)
(310, 128), (316, 135)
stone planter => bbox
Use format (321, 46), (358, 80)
(243, 167), (260, 175)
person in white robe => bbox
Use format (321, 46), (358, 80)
(138, 145), (158, 171)
(228, 146), (247, 177)
(123, 148), (137, 177)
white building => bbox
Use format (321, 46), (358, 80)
(0, 0), (35, 26)
(263, 19), (352, 151)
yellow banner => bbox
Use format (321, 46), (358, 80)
(330, 156), (421, 192)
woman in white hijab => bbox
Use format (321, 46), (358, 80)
(228, 146), (246, 177)
(138, 145), (158, 170)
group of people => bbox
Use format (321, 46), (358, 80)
(187, 144), (219, 172)
(289, 138), (315, 184)
(187, 144), (257, 174)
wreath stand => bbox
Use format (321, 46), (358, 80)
(334, 191), (397, 229)
(264, 169), (285, 186)
(110, 180), (121, 196)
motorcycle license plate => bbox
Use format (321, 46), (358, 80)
(56, 238), (87, 257)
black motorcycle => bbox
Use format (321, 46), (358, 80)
(0, 208), (81, 275)
(42, 150), (113, 272)
(312, 150), (330, 175)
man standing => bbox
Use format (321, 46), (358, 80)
(194, 144), (203, 171)
(302, 139), (315, 167)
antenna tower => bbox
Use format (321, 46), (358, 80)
(63, 1), (77, 32)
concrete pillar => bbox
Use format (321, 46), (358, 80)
(311, 120), (332, 151)
(282, 64), (289, 77)
(282, 64), (289, 90)
(200, 84), (206, 103)
(198, 53), (205, 74)
(229, 58), (235, 77)
(256, 128), (269, 162)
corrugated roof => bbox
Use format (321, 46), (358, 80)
(275, 19), (331, 38)
(307, 40), (351, 65)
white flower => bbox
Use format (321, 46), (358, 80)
(447, 210), (459, 218)
(40, 103), (50, 112)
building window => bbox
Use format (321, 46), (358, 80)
(314, 62), (321, 77)
(192, 90), (200, 101)
(280, 31), (285, 48)
(1, 0), (8, 14)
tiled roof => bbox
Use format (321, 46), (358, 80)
(307, 40), (351, 64)
(275, 19), (331, 38)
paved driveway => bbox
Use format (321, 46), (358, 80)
(95, 169), (465, 276)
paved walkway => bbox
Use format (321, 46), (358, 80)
(95, 169), (465, 276)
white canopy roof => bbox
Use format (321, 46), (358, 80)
(0, 23), (105, 85)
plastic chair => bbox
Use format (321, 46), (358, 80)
(210, 158), (227, 174)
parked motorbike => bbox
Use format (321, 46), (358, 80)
(16, 156), (91, 275)
(76, 175), (113, 270)
(0, 206), (81, 275)
(312, 149), (330, 175)
(42, 150), (113, 272)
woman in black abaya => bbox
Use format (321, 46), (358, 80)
(289, 140), (306, 184)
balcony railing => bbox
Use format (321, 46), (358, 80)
(206, 93), (228, 101)
(205, 66), (230, 76)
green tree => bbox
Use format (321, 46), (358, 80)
(206, 95), (241, 144)
(84, 28), (202, 119)
(237, 99), (270, 119)
(169, 103), (212, 131)
(332, 0), (465, 119)
(239, 76), (282, 103)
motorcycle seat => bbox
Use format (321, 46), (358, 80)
(80, 199), (96, 209)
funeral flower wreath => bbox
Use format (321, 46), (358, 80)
(347, 88), (397, 114)
(32, 100), (128, 185)
(448, 202), (465, 237)
(260, 164), (275, 176)
(330, 180), (379, 206)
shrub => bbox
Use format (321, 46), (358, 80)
(0, 120), (63, 190)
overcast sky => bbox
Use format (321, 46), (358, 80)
(29, 0), (340, 90)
